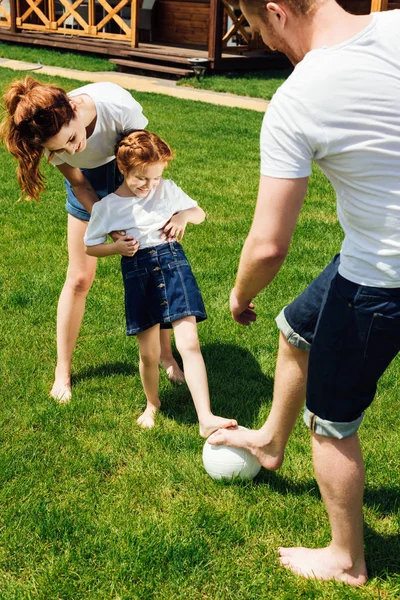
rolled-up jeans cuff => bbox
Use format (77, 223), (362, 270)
(275, 308), (311, 351)
(303, 407), (364, 439)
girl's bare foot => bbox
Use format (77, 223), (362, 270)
(207, 427), (284, 471)
(50, 378), (72, 404)
(279, 546), (368, 586)
(137, 404), (159, 429)
(199, 416), (237, 439)
(160, 357), (185, 384)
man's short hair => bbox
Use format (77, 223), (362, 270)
(235, 0), (318, 16)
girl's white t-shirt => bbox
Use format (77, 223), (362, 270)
(260, 10), (400, 287)
(50, 82), (148, 169)
(84, 178), (198, 249)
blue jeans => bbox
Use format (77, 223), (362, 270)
(276, 257), (400, 438)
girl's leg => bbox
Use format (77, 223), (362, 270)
(172, 317), (237, 437)
(50, 215), (97, 403)
(159, 329), (185, 384)
(137, 324), (162, 429)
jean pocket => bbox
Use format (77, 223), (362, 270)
(124, 267), (147, 280)
(168, 259), (189, 269)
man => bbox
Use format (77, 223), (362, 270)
(209, 0), (400, 586)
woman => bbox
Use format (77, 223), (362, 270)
(1, 77), (184, 402)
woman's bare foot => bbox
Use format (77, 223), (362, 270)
(199, 416), (237, 439)
(279, 546), (368, 586)
(160, 357), (185, 384)
(50, 378), (72, 404)
(207, 428), (284, 471)
(137, 404), (159, 429)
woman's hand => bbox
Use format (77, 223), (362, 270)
(114, 235), (140, 257)
(161, 212), (188, 242)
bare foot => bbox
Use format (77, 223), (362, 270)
(279, 546), (368, 586)
(160, 357), (185, 384)
(207, 427), (284, 471)
(50, 379), (72, 404)
(137, 405), (159, 429)
(199, 416), (237, 439)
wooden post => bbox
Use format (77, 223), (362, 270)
(370, 0), (388, 10)
(130, 0), (138, 47)
(10, 0), (17, 32)
(208, 0), (223, 67)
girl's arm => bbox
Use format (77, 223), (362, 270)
(56, 163), (99, 213)
(162, 206), (205, 241)
(86, 236), (139, 257)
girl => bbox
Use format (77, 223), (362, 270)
(84, 130), (236, 436)
(1, 77), (184, 403)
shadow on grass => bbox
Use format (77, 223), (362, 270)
(160, 342), (273, 429)
(72, 361), (138, 384)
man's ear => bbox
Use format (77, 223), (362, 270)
(266, 2), (287, 24)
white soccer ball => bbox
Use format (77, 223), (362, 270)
(202, 427), (261, 481)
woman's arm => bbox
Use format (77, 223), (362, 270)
(56, 163), (99, 213)
(86, 236), (139, 257)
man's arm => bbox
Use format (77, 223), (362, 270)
(56, 163), (99, 213)
(231, 175), (308, 325)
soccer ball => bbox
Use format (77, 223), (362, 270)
(202, 427), (261, 480)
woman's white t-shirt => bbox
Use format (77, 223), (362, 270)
(260, 11), (400, 287)
(84, 179), (198, 249)
(50, 82), (148, 169)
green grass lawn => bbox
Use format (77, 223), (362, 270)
(0, 41), (289, 99)
(1, 70), (399, 600)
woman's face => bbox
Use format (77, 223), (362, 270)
(42, 114), (87, 157)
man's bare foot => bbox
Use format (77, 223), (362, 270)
(279, 546), (368, 586)
(137, 405), (159, 429)
(207, 427), (284, 471)
(50, 379), (72, 404)
(160, 357), (185, 384)
(199, 416), (237, 439)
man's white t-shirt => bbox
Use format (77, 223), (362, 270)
(260, 10), (400, 287)
(84, 179), (198, 249)
(50, 82), (148, 169)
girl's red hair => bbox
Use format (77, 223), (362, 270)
(115, 130), (174, 174)
(1, 77), (73, 201)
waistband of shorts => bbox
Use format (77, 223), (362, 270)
(337, 273), (400, 298)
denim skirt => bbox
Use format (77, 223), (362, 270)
(65, 159), (123, 221)
(121, 241), (207, 335)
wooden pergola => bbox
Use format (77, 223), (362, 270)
(0, 0), (397, 74)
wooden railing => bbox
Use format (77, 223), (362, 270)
(0, 0), (139, 44)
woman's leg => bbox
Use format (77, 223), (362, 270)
(172, 317), (237, 437)
(137, 324), (162, 429)
(50, 215), (97, 403)
(159, 329), (185, 384)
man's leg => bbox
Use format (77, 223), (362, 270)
(208, 332), (308, 470)
(279, 432), (368, 586)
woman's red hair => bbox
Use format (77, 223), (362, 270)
(1, 77), (73, 201)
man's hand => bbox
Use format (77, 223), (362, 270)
(161, 212), (188, 241)
(114, 235), (140, 257)
(230, 288), (257, 326)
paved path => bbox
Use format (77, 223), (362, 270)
(0, 57), (269, 113)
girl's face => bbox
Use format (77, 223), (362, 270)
(122, 162), (165, 198)
(42, 114), (87, 156)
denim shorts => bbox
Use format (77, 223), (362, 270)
(65, 159), (123, 221)
(305, 273), (400, 438)
(275, 254), (340, 351)
(121, 241), (207, 335)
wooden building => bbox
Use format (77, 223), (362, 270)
(0, 0), (397, 75)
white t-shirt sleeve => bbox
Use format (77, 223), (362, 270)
(119, 87), (148, 132)
(260, 91), (317, 179)
(84, 202), (108, 246)
(166, 180), (198, 212)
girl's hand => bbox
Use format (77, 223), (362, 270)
(109, 229), (128, 242)
(161, 212), (188, 242)
(114, 235), (140, 257)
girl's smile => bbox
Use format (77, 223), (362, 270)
(119, 161), (165, 198)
